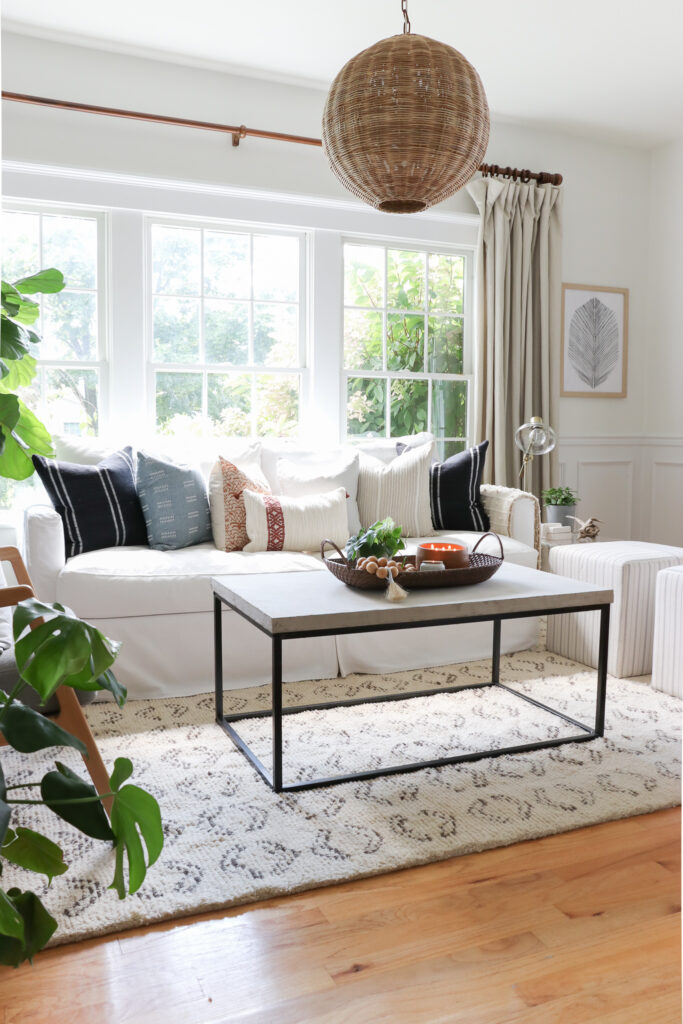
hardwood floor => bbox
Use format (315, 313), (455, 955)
(2, 807), (680, 1024)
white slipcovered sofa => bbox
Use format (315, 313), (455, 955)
(24, 438), (540, 700)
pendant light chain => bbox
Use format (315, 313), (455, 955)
(401, 0), (411, 34)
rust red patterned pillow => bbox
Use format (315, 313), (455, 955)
(209, 456), (270, 551)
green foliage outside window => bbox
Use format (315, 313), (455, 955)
(344, 245), (468, 448)
(152, 225), (301, 439)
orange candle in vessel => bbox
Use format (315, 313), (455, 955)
(415, 542), (469, 570)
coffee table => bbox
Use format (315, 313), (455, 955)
(212, 563), (613, 792)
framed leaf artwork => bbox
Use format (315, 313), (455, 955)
(561, 284), (629, 398)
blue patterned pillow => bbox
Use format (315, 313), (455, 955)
(136, 452), (211, 551)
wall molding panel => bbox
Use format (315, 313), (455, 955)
(557, 436), (683, 544)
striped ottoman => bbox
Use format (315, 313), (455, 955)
(547, 541), (683, 678)
(651, 565), (683, 698)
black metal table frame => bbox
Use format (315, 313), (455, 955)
(213, 594), (610, 793)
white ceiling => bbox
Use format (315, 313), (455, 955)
(3, 0), (683, 148)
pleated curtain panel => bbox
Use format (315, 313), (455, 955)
(466, 178), (563, 498)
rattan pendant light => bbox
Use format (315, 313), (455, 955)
(322, 0), (490, 214)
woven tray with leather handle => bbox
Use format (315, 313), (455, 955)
(321, 532), (504, 590)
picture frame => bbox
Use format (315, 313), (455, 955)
(561, 283), (629, 398)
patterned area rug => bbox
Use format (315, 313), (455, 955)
(2, 645), (680, 946)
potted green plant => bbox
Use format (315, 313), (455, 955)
(346, 517), (405, 563)
(541, 486), (579, 528)
(0, 269), (163, 966)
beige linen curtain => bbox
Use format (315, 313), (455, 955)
(466, 178), (563, 497)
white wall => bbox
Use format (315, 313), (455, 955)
(2, 30), (681, 542)
(646, 139), (683, 438)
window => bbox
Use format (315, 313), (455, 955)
(343, 242), (471, 459)
(2, 206), (106, 437)
(149, 221), (306, 438)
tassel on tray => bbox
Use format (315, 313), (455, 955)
(385, 576), (408, 602)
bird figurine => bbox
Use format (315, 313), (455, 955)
(567, 515), (603, 542)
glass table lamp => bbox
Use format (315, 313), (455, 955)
(515, 416), (556, 492)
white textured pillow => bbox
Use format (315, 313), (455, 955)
(243, 486), (349, 552)
(356, 431), (435, 466)
(53, 434), (117, 465)
(357, 442), (436, 536)
(277, 452), (361, 534)
(261, 444), (357, 493)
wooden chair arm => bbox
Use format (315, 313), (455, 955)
(0, 546), (34, 592)
(0, 585), (34, 608)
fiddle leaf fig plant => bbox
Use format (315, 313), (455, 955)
(0, 269), (59, 478)
(0, 268), (163, 967)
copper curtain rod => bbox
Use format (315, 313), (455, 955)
(2, 91), (563, 186)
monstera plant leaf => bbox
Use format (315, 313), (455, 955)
(0, 888), (57, 967)
(109, 757), (164, 898)
(568, 297), (619, 389)
(13, 598), (122, 702)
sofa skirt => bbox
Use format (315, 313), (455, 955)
(335, 617), (539, 677)
(91, 606), (339, 700)
(91, 607), (539, 700)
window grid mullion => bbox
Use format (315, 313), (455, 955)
(250, 373), (257, 439)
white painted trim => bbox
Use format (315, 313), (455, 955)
(559, 435), (683, 447)
(2, 161), (480, 230)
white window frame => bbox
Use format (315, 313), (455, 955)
(143, 214), (309, 438)
(3, 199), (110, 434)
(340, 236), (474, 449)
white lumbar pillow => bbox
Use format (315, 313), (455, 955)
(357, 441), (436, 537)
(277, 451), (361, 535)
(243, 486), (349, 552)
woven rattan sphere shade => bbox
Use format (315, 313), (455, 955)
(322, 33), (490, 213)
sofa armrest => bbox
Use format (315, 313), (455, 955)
(480, 485), (540, 552)
(24, 505), (65, 602)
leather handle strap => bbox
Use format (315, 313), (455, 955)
(321, 539), (349, 565)
(471, 531), (505, 560)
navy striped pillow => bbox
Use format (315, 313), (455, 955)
(397, 440), (490, 532)
(33, 447), (148, 558)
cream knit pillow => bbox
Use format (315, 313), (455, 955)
(243, 486), (349, 552)
(357, 442), (436, 536)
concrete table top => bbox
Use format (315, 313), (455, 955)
(212, 562), (614, 637)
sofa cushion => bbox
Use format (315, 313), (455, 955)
(136, 451), (212, 551)
(33, 448), (147, 558)
(54, 525), (537, 620)
(56, 544), (326, 618)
